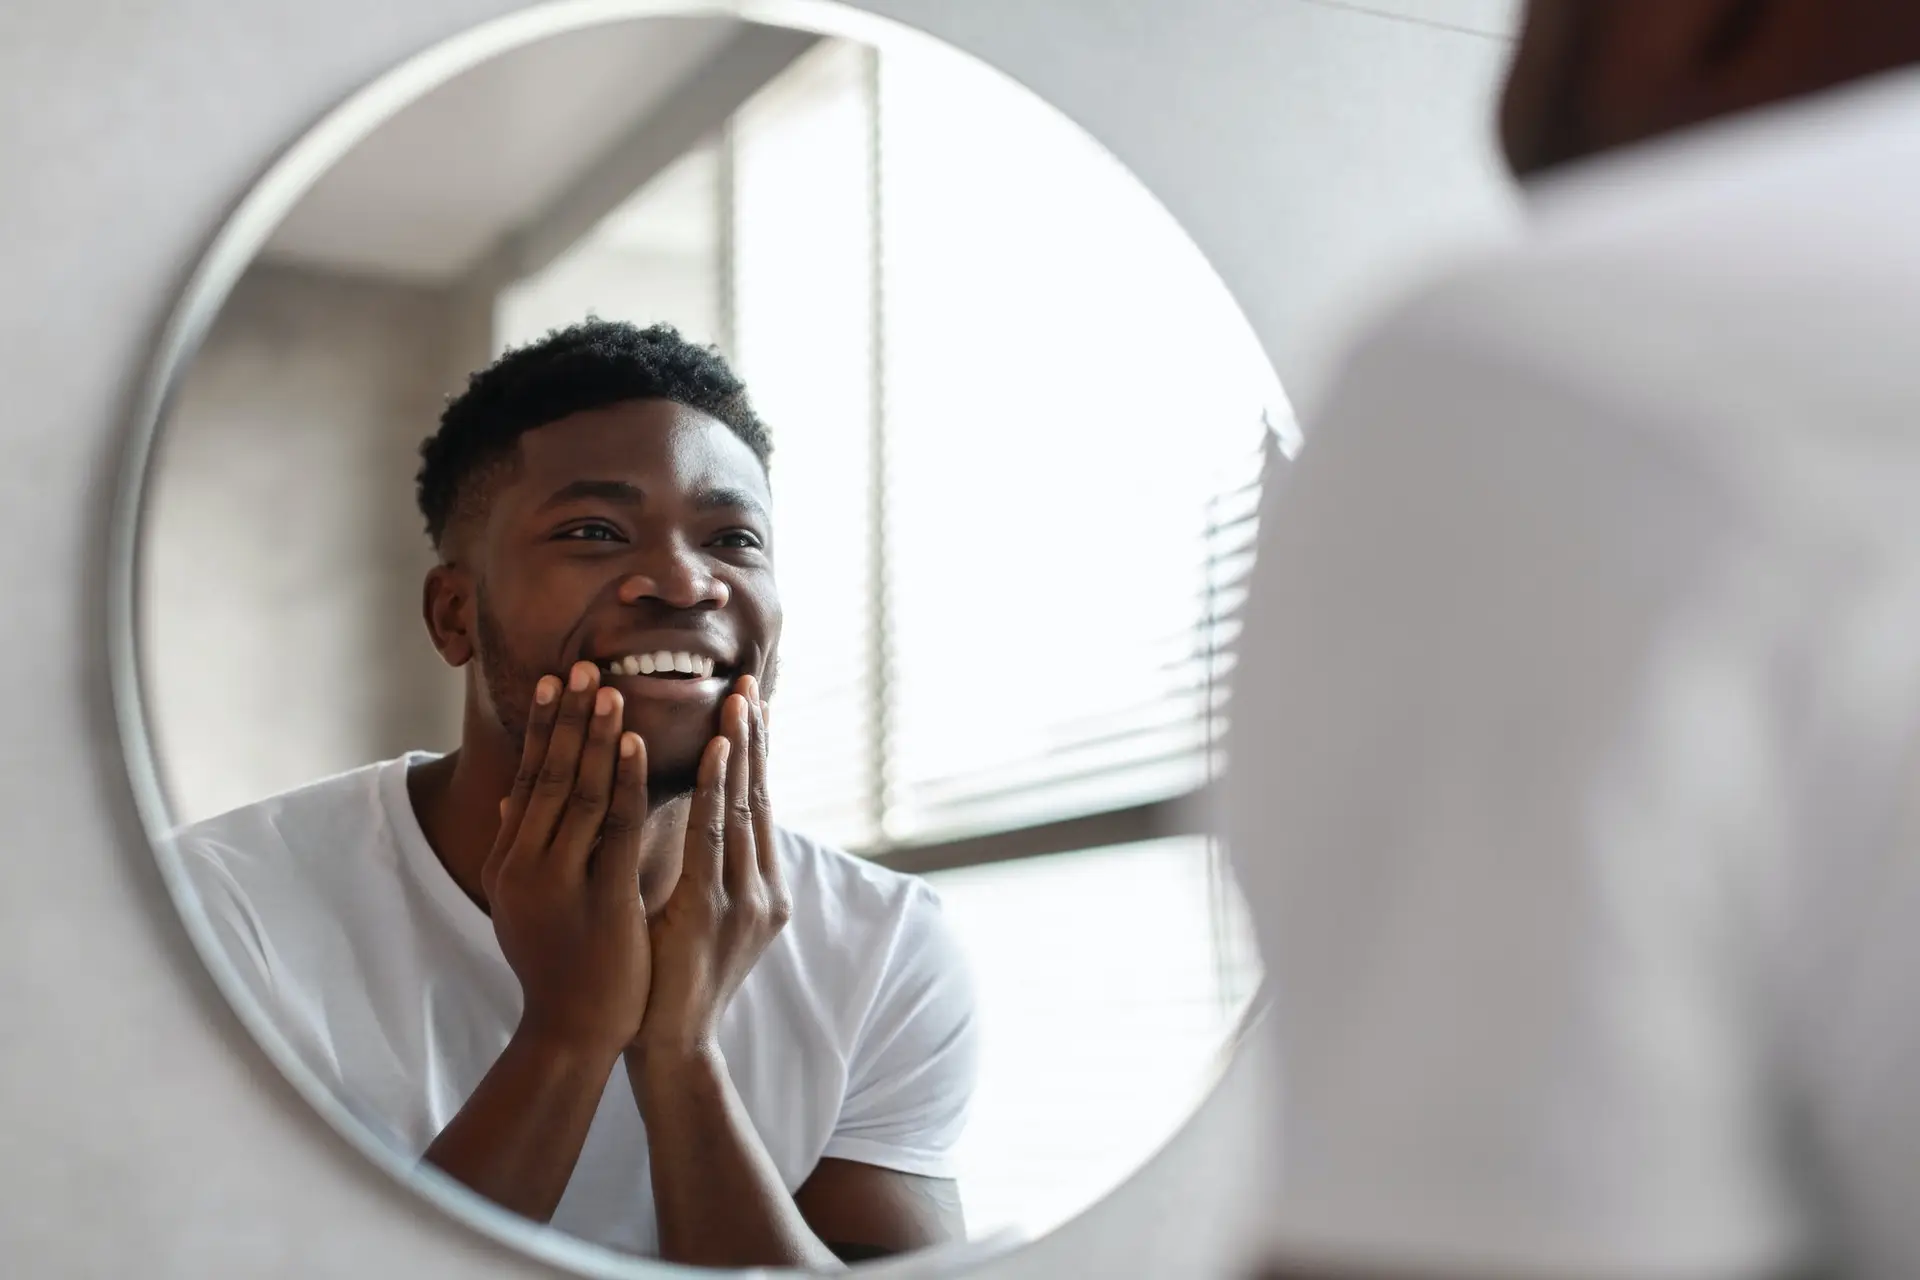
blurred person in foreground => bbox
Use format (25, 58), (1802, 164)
(1234, 3), (1920, 1277)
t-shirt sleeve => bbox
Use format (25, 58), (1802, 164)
(168, 823), (409, 1152)
(1228, 316), (1810, 1277)
(822, 883), (979, 1179)
(170, 828), (287, 1026)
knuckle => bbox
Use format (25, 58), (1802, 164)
(571, 784), (610, 810)
(536, 762), (572, 792)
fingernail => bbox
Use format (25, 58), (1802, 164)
(570, 662), (593, 692)
(498, 797), (508, 816)
(620, 733), (639, 759)
(535, 677), (557, 705)
(596, 687), (617, 716)
(740, 674), (758, 701)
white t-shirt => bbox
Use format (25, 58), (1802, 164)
(1230, 69), (1920, 1280)
(173, 752), (977, 1257)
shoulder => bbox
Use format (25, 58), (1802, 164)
(1356, 76), (1920, 456)
(769, 826), (967, 990)
(170, 755), (413, 895)
(773, 826), (947, 924)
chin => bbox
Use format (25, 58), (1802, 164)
(645, 776), (700, 809)
(624, 702), (723, 788)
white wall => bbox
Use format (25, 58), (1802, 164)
(499, 246), (722, 353)
(0, 1), (1517, 1276)
(144, 263), (476, 824)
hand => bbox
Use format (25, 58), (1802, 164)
(630, 675), (789, 1072)
(485, 661), (652, 1060)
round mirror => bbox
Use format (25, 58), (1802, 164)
(116, 2), (1286, 1272)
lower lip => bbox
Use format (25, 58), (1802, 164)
(604, 672), (730, 704)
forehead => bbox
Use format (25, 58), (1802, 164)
(509, 399), (768, 503)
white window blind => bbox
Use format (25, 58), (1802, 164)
(875, 44), (1284, 849)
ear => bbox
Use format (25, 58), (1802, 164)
(422, 562), (475, 668)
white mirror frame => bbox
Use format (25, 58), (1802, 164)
(105, 2), (1272, 1276)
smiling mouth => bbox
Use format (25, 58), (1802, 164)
(598, 650), (726, 681)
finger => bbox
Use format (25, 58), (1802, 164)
(677, 734), (730, 901)
(484, 673), (562, 893)
(748, 692), (779, 884)
(721, 694), (755, 898)
(550, 685), (623, 883)
(501, 674), (564, 841)
(596, 731), (649, 905)
(517, 661), (601, 858)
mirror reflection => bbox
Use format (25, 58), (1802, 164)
(137, 10), (1281, 1270)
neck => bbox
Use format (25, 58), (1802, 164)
(407, 700), (690, 915)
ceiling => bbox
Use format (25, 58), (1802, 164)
(261, 16), (742, 282)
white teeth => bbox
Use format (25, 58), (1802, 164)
(607, 651), (720, 678)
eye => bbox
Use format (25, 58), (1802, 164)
(557, 521), (624, 543)
(711, 530), (764, 550)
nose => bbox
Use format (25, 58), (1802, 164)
(616, 549), (730, 610)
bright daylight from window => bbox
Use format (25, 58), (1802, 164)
(498, 31), (1287, 1242)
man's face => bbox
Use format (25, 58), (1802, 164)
(449, 399), (780, 799)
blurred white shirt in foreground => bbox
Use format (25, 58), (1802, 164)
(1230, 67), (1920, 1280)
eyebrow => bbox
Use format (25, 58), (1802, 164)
(535, 478), (770, 524)
(536, 479), (644, 513)
(693, 486), (772, 524)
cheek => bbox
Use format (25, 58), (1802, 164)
(754, 589), (783, 650)
(489, 570), (598, 657)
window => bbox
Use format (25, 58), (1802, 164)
(495, 33), (1284, 1240)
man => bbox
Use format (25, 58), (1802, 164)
(175, 320), (976, 1268)
(1233, 3), (1920, 1278)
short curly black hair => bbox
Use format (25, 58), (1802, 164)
(415, 318), (772, 550)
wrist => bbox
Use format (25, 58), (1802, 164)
(510, 1019), (628, 1075)
(624, 1036), (725, 1112)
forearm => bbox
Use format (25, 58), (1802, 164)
(422, 1028), (620, 1223)
(629, 1043), (845, 1272)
